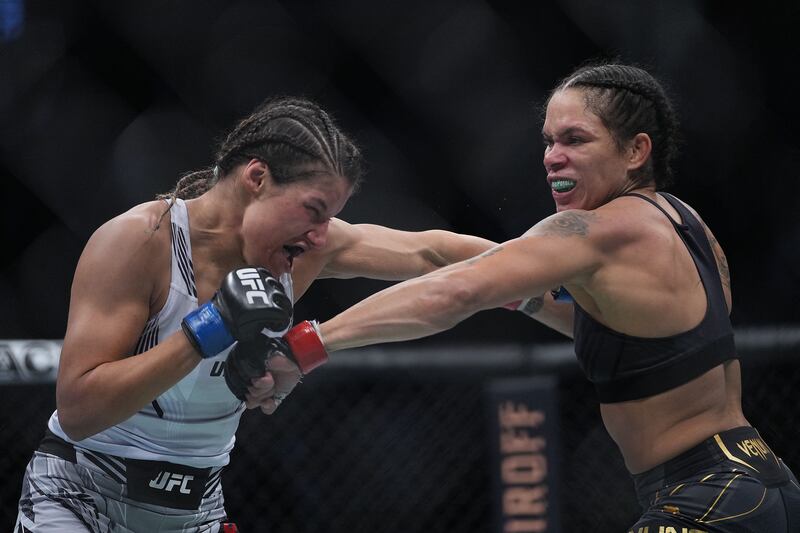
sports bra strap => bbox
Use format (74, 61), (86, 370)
(621, 192), (687, 229)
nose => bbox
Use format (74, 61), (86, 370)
(305, 220), (330, 249)
(543, 144), (567, 173)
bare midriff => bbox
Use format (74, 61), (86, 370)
(601, 359), (749, 474)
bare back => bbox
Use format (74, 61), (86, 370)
(569, 194), (747, 473)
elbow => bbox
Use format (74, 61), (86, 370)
(418, 231), (451, 274)
(56, 391), (97, 442)
(57, 414), (92, 442)
(62, 427), (92, 443)
(424, 277), (480, 330)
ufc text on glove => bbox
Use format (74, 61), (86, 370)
(181, 267), (293, 359)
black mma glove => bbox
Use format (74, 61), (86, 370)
(225, 335), (301, 402)
(181, 266), (292, 359)
(225, 320), (328, 401)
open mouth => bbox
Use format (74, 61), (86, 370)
(283, 245), (305, 266)
(550, 179), (576, 193)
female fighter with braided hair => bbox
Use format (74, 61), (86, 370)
(276, 63), (800, 531)
(14, 96), (498, 532)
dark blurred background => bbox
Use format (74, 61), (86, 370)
(2, 0), (799, 342)
(2, 1), (800, 532)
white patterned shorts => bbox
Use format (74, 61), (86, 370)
(15, 433), (229, 533)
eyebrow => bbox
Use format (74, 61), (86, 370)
(542, 126), (591, 139)
(308, 197), (329, 216)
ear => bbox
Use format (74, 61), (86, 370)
(240, 158), (273, 195)
(626, 133), (652, 172)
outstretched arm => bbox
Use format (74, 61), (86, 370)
(275, 210), (608, 372)
(290, 218), (499, 299)
(291, 217), (578, 333)
(238, 216), (576, 410)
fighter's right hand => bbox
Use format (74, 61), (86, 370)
(181, 266), (293, 359)
(276, 320), (330, 374)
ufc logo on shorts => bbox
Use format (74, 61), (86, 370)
(148, 471), (195, 494)
(236, 268), (270, 305)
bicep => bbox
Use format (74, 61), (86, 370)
(319, 220), (496, 280)
(58, 221), (160, 387)
(319, 222), (436, 280)
(291, 219), (498, 299)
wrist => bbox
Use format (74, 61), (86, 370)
(284, 320), (328, 373)
(502, 295), (545, 317)
(181, 301), (236, 359)
(517, 295), (545, 317)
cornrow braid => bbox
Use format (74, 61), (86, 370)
(213, 97), (360, 186)
(155, 96), (363, 229)
(155, 167), (219, 202)
(548, 62), (680, 189)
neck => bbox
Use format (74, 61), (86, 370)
(614, 181), (656, 201)
(186, 184), (246, 272)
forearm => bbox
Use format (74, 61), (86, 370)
(290, 235), (581, 366)
(517, 293), (574, 338)
(57, 333), (200, 440)
(319, 274), (476, 352)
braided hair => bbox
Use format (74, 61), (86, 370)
(156, 96), (363, 215)
(547, 62), (680, 189)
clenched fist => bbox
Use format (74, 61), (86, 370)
(225, 335), (302, 414)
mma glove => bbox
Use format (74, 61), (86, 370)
(224, 335), (302, 402)
(181, 266), (292, 359)
(224, 320), (326, 404)
(280, 320), (329, 374)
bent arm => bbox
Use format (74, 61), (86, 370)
(318, 210), (604, 351)
(290, 218), (499, 299)
(56, 212), (200, 441)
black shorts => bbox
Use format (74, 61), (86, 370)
(629, 426), (800, 533)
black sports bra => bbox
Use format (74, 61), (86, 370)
(571, 192), (736, 403)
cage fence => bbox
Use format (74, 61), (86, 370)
(0, 327), (798, 532)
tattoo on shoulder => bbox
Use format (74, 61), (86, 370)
(706, 231), (731, 289)
(534, 211), (596, 238)
(466, 246), (504, 265)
